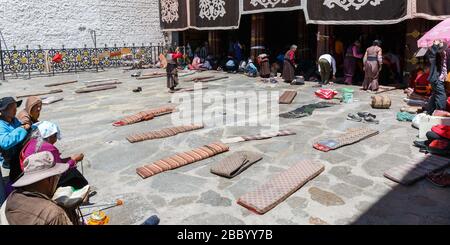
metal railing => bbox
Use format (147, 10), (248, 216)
(0, 43), (185, 80)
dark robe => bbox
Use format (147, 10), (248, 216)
(282, 50), (295, 82)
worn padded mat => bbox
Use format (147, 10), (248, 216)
(237, 160), (324, 214)
(136, 142), (229, 179)
(384, 154), (450, 185)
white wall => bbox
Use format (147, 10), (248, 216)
(0, 0), (165, 49)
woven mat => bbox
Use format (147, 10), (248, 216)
(384, 154), (450, 185)
(136, 142), (229, 179)
(210, 151), (262, 178)
(279, 91), (298, 104)
(237, 160), (324, 214)
(113, 105), (177, 127)
(127, 125), (204, 143)
(75, 85), (117, 93)
(314, 128), (379, 152)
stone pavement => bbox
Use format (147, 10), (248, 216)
(1, 69), (449, 225)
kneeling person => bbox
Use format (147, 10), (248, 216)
(318, 54), (336, 85)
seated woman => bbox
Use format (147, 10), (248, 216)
(17, 96), (42, 128)
(189, 56), (203, 70)
(245, 59), (258, 77)
(224, 54), (237, 73)
(19, 121), (88, 189)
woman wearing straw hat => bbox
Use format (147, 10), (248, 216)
(1, 151), (78, 225)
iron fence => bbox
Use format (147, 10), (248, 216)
(0, 43), (185, 80)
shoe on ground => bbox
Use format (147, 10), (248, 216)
(363, 115), (379, 124)
(142, 215), (160, 225)
(347, 113), (363, 122)
(413, 140), (427, 149)
(358, 112), (376, 118)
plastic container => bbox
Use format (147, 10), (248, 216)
(341, 88), (354, 103)
(86, 211), (110, 225)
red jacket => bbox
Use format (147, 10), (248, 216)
(432, 125), (450, 140)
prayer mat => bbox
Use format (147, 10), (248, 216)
(313, 128), (379, 152)
(384, 155), (450, 185)
(136, 142), (229, 179)
(82, 78), (118, 84)
(237, 160), (325, 214)
(17, 89), (63, 99)
(44, 80), (77, 87)
(182, 76), (215, 82)
(221, 130), (296, 144)
(126, 125), (204, 143)
(86, 81), (122, 88)
(194, 76), (229, 83)
(136, 74), (166, 80)
(280, 102), (334, 119)
(279, 91), (298, 104)
(210, 151), (263, 178)
(42, 96), (63, 105)
(375, 86), (398, 94)
(113, 105), (177, 127)
(404, 98), (428, 107)
(401, 106), (423, 114)
(75, 85), (117, 94)
(174, 87), (209, 93)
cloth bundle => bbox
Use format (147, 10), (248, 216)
(126, 125), (204, 143)
(237, 160), (324, 214)
(280, 102), (333, 119)
(279, 91), (298, 104)
(136, 143), (229, 179)
(371, 95), (391, 109)
(313, 128), (379, 152)
(396, 112), (416, 122)
(210, 151), (263, 178)
(315, 89), (338, 100)
(113, 105), (177, 127)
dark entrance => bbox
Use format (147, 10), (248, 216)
(333, 23), (407, 84)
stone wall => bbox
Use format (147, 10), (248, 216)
(0, 0), (165, 49)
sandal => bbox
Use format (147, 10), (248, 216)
(363, 116), (380, 124)
(347, 113), (363, 122)
(358, 112), (376, 118)
(413, 141), (427, 149)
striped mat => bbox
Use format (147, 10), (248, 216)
(384, 154), (450, 185)
(113, 105), (177, 127)
(238, 160), (324, 214)
(136, 142), (229, 179)
(279, 91), (298, 104)
(127, 125), (204, 143)
(313, 128), (379, 152)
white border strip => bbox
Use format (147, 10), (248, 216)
(241, 6), (303, 15)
